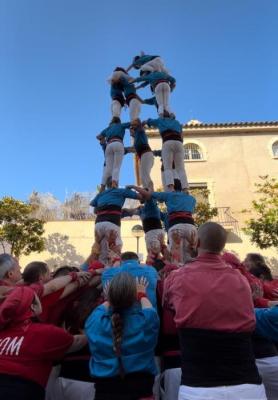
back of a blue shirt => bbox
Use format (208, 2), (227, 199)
(146, 118), (182, 134)
(152, 191), (196, 214)
(102, 260), (158, 308)
(91, 188), (138, 209)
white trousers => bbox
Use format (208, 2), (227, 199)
(129, 97), (141, 121)
(162, 169), (181, 191)
(168, 223), (198, 264)
(140, 57), (168, 73)
(95, 221), (122, 265)
(179, 383), (267, 400)
(256, 356), (278, 400)
(155, 82), (171, 115)
(162, 140), (188, 189)
(111, 99), (122, 118)
(145, 229), (165, 255)
(140, 151), (154, 189)
(159, 368), (181, 400)
(101, 141), (124, 184)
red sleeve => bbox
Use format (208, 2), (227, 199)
(40, 288), (65, 322)
(39, 325), (74, 360)
(29, 283), (44, 298)
(254, 297), (269, 308)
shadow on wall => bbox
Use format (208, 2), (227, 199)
(226, 231), (243, 244)
(44, 233), (84, 270)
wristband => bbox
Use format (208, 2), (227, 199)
(137, 292), (147, 301)
(69, 272), (78, 282)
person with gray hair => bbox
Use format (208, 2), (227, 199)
(0, 254), (21, 286)
(164, 222), (267, 400)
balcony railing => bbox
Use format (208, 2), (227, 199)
(214, 207), (240, 235)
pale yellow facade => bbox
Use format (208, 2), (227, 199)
(20, 121), (278, 271)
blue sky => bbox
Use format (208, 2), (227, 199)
(1, 0), (277, 201)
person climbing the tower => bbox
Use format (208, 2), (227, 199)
(130, 119), (154, 191)
(142, 115), (189, 192)
(126, 51), (168, 73)
(132, 71), (176, 118)
(97, 119), (131, 191)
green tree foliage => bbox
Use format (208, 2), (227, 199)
(0, 197), (45, 257)
(243, 176), (278, 249)
(190, 188), (218, 226)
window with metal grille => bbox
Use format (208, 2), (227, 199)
(184, 143), (203, 160)
(272, 141), (278, 157)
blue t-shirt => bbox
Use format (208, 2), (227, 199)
(133, 128), (149, 152)
(91, 188), (138, 209)
(152, 191), (196, 214)
(255, 307), (278, 342)
(144, 96), (158, 108)
(110, 82), (124, 99)
(119, 76), (136, 97)
(100, 122), (131, 141)
(133, 55), (158, 68)
(134, 71), (175, 87)
(139, 199), (161, 222)
(102, 260), (158, 308)
(146, 117), (182, 134)
(85, 303), (159, 378)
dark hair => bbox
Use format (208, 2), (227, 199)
(64, 286), (102, 334)
(198, 222), (227, 253)
(249, 263), (273, 281)
(110, 116), (121, 125)
(23, 262), (49, 284)
(246, 253), (265, 265)
(121, 252), (139, 261)
(114, 67), (127, 73)
(108, 273), (137, 377)
(52, 266), (79, 278)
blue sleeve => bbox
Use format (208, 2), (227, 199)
(121, 122), (131, 129)
(90, 194), (99, 207)
(80, 262), (89, 271)
(100, 128), (107, 138)
(255, 307), (278, 342)
(122, 188), (139, 199)
(134, 76), (146, 83)
(146, 118), (159, 128)
(152, 192), (168, 202)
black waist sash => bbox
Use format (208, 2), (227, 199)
(252, 333), (278, 359)
(136, 144), (152, 158)
(142, 217), (162, 233)
(161, 129), (182, 143)
(168, 211), (195, 228)
(93, 372), (154, 398)
(95, 205), (122, 226)
(178, 328), (261, 387)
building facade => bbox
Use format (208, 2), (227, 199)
(20, 121), (278, 270)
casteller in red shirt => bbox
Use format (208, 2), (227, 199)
(0, 286), (74, 399)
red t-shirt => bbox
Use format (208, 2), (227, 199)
(0, 322), (73, 387)
(164, 253), (255, 332)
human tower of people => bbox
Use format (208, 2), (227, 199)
(93, 52), (196, 267)
(0, 52), (278, 400)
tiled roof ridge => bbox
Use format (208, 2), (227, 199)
(183, 120), (278, 128)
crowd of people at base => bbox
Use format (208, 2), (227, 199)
(0, 222), (278, 400)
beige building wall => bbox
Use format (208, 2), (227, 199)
(19, 122), (278, 271)
(148, 122), (278, 225)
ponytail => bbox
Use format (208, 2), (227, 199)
(111, 311), (125, 378)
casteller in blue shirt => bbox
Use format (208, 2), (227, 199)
(99, 122), (131, 142)
(85, 302), (159, 378)
(255, 307), (278, 343)
(102, 254), (158, 308)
